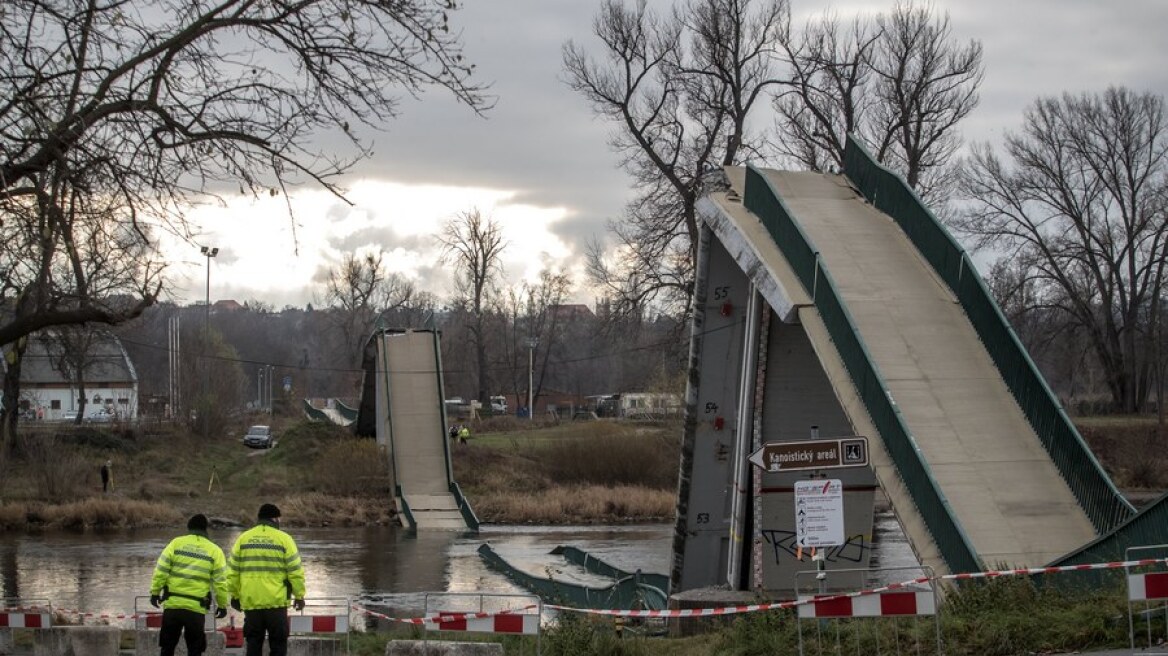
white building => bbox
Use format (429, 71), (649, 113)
(14, 333), (139, 421)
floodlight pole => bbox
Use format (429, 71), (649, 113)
(200, 245), (218, 437)
(526, 336), (539, 421)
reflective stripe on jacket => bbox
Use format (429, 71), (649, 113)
(227, 523), (305, 610)
(150, 533), (229, 613)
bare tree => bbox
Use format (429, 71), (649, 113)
(322, 251), (416, 372)
(41, 327), (102, 425)
(774, 1), (982, 199)
(0, 187), (157, 445)
(0, 0), (488, 348)
(957, 87), (1168, 413)
(437, 208), (506, 404)
(565, 0), (787, 320)
(497, 270), (573, 410)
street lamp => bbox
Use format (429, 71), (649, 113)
(526, 336), (539, 422)
(200, 246), (217, 437)
(200, 246), (219, 344)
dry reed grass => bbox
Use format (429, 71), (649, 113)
(470, 484), (675, 524)
(0, 497), (181, 531)
(279, 493), (395, 526)
(310, 438), (392, 496)
(1078, 418), (1168, 488)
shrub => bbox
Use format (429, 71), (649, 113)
(311, 438), (391, 496)
(18, 434), (91, 500)
(539, 430), (680, 489)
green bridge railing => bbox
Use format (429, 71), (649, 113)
(302, 399), (330, 422)
(744, 165), (981, 574)
(842, 135), (1135, 534)
(335, 400), (359, 422)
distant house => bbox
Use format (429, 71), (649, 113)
(14, 333), (139, 421)
(213, 299), (243, 312)
(549, 304), (595, 322)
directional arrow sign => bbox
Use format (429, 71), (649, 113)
(748, 436), (869, 472)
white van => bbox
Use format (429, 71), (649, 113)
(490, 395), (508, 414)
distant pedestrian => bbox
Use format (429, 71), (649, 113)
(149, 514), (229, 656)
(449, 424), (459, 440)
(457, 425), (470, 445)
(228, 504), (306, 656)
(100, 460), (112, 493)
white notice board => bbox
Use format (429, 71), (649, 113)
(794, 479), (845, 547)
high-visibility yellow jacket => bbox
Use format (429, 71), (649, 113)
(227, 522), (305, 610)
(150, 532), (229, 613)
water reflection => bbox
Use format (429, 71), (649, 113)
(0, 524), (674, 623)
(0, 512), (916, 624)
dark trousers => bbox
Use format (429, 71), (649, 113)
(243, 608), (289, 656)
(158, 608), (206, 656)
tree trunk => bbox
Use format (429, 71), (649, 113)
(0, 339), (29, 469)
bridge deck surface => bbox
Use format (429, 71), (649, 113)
(382, 332), (464, 529)
(759, 170), (1094, 567)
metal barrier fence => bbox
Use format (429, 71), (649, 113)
(1127, 545), (1168, 654)
(422, 592), (541, 653)
(132, 596), (217, 631)
(289, 597), (351, 656)
(0, 598), (52, 628)
(795, 566), (940, 656)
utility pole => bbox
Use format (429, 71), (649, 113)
(200, 246), (218, 437)
(526, 336), (539, 421)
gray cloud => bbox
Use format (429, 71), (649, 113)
(190, 0), (1168, 307)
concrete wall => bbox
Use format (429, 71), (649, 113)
(133, 630), (225, 656)
(385, 641), (503, 655)
(32, 627), (119, 656)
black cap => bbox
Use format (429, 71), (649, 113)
(257, 503), (281, 520)
(187, 514), (209, 531)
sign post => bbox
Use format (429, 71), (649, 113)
(748, 436), (868, 473)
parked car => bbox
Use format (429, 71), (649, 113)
(242, 425), (274, 449)
(61, 411), (79, 423)
(489, 395), (508, 414)
(86, 409), (114, 423)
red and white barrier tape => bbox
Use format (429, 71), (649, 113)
(16, 556), (1168, 626)
(546, 556), (1168, 618)
(350, 603), (537, 626)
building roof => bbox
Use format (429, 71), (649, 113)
(18, 333), (138, 385)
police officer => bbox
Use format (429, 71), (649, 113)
(149, 514), (228, 656)
(228, 504), (306, 656)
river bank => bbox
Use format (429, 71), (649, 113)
(0, 414), (1163, 532)
(0, 418), (679, 531)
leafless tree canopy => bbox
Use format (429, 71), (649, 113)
(323, 251), (416, 369)
(957, 87), (1168, 413)
(774, 2), (982, 199)
(438, 208), (506, 403)
(0, 0), (488, 347)
(564, 0), (786, 321)
(566, 0), (980, 322)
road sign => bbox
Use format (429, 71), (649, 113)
(795, 479), (845, 547)
(748, 436), (868, 472)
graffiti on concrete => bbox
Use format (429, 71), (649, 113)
(761, 529), (870, 564)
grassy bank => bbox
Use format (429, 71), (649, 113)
(2, 412), (1164, 531)
(339, 575), (1135, 656)
(0, 416), (681, 530)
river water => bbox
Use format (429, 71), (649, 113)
(0, 511), (916, 625)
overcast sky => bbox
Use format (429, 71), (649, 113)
(167, 0), (1168, 309)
